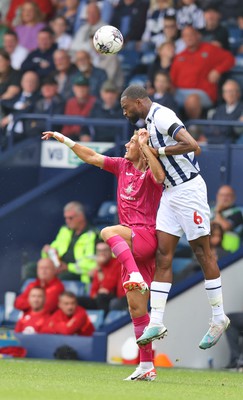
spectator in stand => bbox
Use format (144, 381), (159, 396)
(29, 76), (65, 135)
(40, 201), (98, 284)
(209, 222), (232, 260)
(3, 29), (29, 70)
(0, 0), (10, 25)
(151, 14), (185, 54)
(92, 51), (124, 93)
(0, 14), (8, 49)
(110, 0), (149, 46)
(50, 16), (72, 50)
(14, 2), (46, 51)
(71, 0), (88, 34)
(70, 2), (105, 55)
(14, 287), (50, 334)
(141, 0), (176, 52)
(229, 10), (243, 57)
(61, 75), (96, 140)
(49, 49), (77, 101)
(0, 49), (21, 101)
(78, 241), (126, 315)
(183, 93), (206, 121)
(149, 71), (179, 114)
(15, 258), (64, 314)
(211, 185), (243, 253)
(56, 0), (80, 36)
(0, 49), (21, 148)
(42, 291), (94, 336)
(126, 14), (185, 79)
(170, 25), (235, 109)
(182, 93), (207, 142)
(6, 0), (54, 26)
(147, 41), (175, 89)
(176, 0), (205, 30)
(69, 4), (123, 90)
(72, 0), (114, 35)
(200, 6), (229, 50)
(72, 50), (107, 98)
(174, 222), (231, 284)
(206, 79), (243, 144)
(0, 70), (40, 145)
(198, 0), (243, 23)
(21, 27), (57, 81)
(89, 80), (123, 142)
(198, 0), (243, 22)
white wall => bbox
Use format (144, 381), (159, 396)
(107, 259), (243, 369)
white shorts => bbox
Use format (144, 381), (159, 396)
(156, 175), (210, 241)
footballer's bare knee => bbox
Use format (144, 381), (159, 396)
(100, 226), (113, 241)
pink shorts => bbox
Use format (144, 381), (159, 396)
(121, 227), (157, 288)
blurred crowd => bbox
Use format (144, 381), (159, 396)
(1, 0), (243, 148)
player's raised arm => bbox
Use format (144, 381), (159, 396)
(41, 131), (105, 168)
(138, 129), (165, 184)
(157, 127), (201, 157)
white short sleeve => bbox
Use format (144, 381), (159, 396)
(154, 107), (184, 137)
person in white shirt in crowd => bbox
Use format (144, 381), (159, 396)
(3, 29), (29, 70)
(73, 0), (114, 34)
(141, 0), (176, 52)
(50, 49), (78, 101)
(153, 14), (185, 54)
(90, 48), (124, 93)
(0, 71), (40, 142)
(70, 2), (105, 56)
(55, 0), (80, 36)
(50, 16), (72, 50)
(176, 0), (205, 30)
(72, 50), (107, 98)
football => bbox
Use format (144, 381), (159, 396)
(93, 25), (124, 55)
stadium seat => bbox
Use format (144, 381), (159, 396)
(0, 304), (5, 326)
(20, 278), (88, 296)
(103, 310), (129, 326)
(128, 74), (147, 87)
(117, 48), (141, 83)
(227, 24), (241, 55)
(20, 278), (35, 292)
(227, 64), (243, 92)
(4, 291), (17, 322)
(3, 308), (23, 328)
(94, 200), (118, 229)
(62, 280), (87, 296)
(86, 310), (104, 330)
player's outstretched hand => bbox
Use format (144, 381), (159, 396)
(42, 131), (64, 143)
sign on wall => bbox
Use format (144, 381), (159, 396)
(40, 141), (114, 169)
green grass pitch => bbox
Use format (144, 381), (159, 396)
(0, 359), (242, 400)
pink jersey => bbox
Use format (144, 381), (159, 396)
(103, 157), (163, 228)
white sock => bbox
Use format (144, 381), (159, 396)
(149, 281), (172, 326)
(204, 277), (226, 324)
(140, 362), (153, 370)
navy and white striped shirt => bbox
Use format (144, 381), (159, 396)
(146, 102), (200, 188)
(176, 4), (205, 30)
